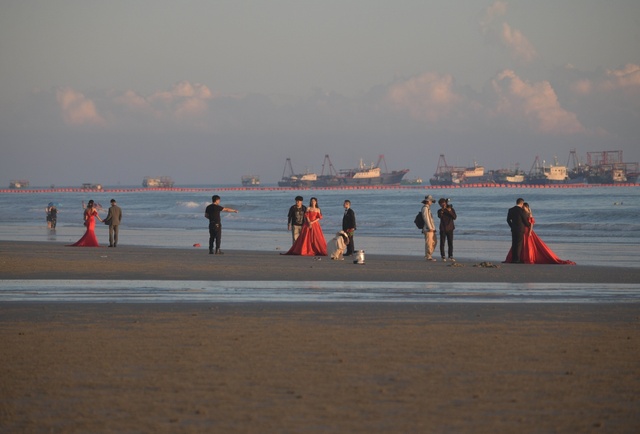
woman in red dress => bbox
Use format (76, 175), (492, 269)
(284, 197), (327, 256)
(68, 200), (103, 247)
(505, 203), (575, 265)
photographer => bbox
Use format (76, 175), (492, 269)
(437, 198), (457, 262)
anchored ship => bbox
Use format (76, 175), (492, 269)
(429, 155), (490, 185)
(241, 175), (260, 186)
(278, 155), (409, 187)
(9, 180), (30, 189)
(584, 150), (638, 184)
(143, 176), (175, 188)
(526, 156), (569, 185)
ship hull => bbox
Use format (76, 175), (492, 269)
(316, 170), (409, 187)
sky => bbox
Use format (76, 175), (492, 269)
(1, 0), (639, 186)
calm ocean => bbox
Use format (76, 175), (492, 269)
(0, 185), (638, 268)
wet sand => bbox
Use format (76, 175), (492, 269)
(1, 241), (639, 433)
(1, 241), (639, 283)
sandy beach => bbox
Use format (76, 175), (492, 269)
(1, 241), (639, 433)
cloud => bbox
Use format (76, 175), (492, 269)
(480, 1), (537, 65)
(55, 87), (106, 126)
(602, 64), (640, 91)
(500, 22), (537, 65)
(385, 72), (462, 122)
(489, 69), (585, 134)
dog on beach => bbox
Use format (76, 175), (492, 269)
(330, 230), (350, 260)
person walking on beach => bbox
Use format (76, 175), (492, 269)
(46, 203), (58, 229)
(205, 195), (238, 255)
(437, 198), (456, 262)
(287, 196), (306, 244)
(506, 197), (531, 263)
(103, 199), (122, 247)
(421, 195), (437, 261)
(342, 199), (356, 256)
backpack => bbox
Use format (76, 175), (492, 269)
(414, 211), (425, 229)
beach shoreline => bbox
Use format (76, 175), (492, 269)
(1, 240), (639, 283)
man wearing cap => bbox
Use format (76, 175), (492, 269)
(421, 195), (437, 261)
(104, 199), (122, 247)
(287, 196), (307, 244)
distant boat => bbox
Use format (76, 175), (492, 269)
(241, 175), (260, 186)
(429, 155), (489, 185)
(143, 176), (175, 188)
(9, 179), (29, 189)
(81, 183), (103, 191)
(316, 154), (409, 186)
(526, 156), (569, 185)
(278, 158), (318, 187)
(401, 177), (423, 185)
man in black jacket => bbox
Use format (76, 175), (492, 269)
(506, 197), (531, 263)
(437, 198), (457, 262)
(342, 200), (356, 256)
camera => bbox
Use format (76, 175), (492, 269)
(445, 198), (452, 205)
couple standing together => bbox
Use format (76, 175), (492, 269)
(285, 196), (356, 257)
(68, 199), (122, 247)
(506, 197), (575, 265)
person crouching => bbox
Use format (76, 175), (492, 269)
(330, 231), (350, 260)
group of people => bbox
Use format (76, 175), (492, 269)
(419, 195), (458, 262)
(65, 193), (574, 265)
(283, 196), (356, 259)
(67, 199), (122, 248)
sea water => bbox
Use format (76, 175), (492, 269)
(1, 185), (639, 303)
(0, 185), (638, 267)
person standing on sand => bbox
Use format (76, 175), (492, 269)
(287, 195), (306, 244)
(342, 199), (356, 256)
(68, 199), (103, 247)
(506, 197), (531, 263)
(437, 198), (457, 262)
(205, 195), (238, 255)
(103, 199), (122, 247)
(422, 195), (437, 261)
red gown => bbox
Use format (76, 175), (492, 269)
(284, 209), (327, 256)
(505, 217), (575, 265)
(68, 209), (100, 247)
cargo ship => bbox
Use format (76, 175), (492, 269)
(9, 180), (29, 189)
(583, 151), (638, 184)
(525, 156), (569, 185)
(143, 176), (175, 188)
(279, 155), (408, 187)
(429, 155), (490, 185)
(241, 175), (260, 186)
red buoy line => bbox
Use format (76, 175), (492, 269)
(0, 183), (637, 194)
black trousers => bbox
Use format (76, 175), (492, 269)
(439, 230), (454, 258)
(346, 233), (355, 255)
(511, 230), (524, 263)
(209, 224), (221, 251)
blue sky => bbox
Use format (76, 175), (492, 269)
(1, 0), (639, 186)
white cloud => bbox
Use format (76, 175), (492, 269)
(385, 72), (461, 122)
(480, 1), (537, 65)
(55, 87), (106, 126)
(602, 64), (640, 91)
(490, 69), (585, 134)
(500, 22), (537, 65)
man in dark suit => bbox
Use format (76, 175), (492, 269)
(342, 200), (356, 256)
(104, 199), (122, 247)
(506, 197), (531, 263)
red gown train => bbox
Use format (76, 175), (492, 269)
(284, 210), (327, 256)
(68, 210), (100, 247)
(505, 217), (575, 265)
